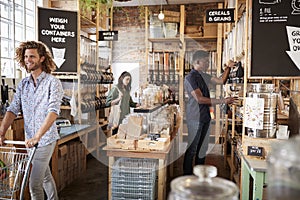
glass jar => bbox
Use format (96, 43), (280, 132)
(267, 136), (300, 200)
(168, 165), (239, 200)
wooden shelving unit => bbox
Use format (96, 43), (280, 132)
(145, 4), (223, 142)
(222, 1), (300, 193)
(47, 0), (113, 191)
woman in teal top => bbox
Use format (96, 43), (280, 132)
(106, 71), (140, 134)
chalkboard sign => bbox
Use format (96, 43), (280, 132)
(205, 8), (235, 23)
(38, 7), (77, 73)
(99, 31), (118, 41)
(251, 0), (300, 77)
(247, 146), (263, 157)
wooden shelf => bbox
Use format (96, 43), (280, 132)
(148, 37), (181, 43)
(80, 15), (97, 34)
(184, 35), (217, 41)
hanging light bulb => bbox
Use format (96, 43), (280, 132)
(158, 10), (165, 20)
(158, 0), (164, 20)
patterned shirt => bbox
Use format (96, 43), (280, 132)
(7, 71), (63, 147)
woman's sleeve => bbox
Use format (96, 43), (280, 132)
(105, 86), (118, 107)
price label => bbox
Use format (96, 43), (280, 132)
(247, 146), (263, 157)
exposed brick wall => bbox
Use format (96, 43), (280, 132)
(112, 3), (219, 85)
(185, 3), (218, 26)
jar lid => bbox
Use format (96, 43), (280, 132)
(171, 165), (239, 200)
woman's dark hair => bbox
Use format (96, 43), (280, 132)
(117, 71), (132, 91)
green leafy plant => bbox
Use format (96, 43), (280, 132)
(80, 0), (113, 17)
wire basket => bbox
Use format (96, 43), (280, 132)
(112, 158), (157, 200)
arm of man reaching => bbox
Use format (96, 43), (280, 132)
(191, 88), (236, 106)
(0, 112), (17, 145)
(211, 60), (236, 84)
(25, 112), (58, 148)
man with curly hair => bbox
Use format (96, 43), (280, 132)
(0, 41), (63, 200)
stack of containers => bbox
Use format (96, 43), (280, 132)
(112, 158), (157, 200)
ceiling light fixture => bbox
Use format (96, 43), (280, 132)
(158, 0), (164, 20)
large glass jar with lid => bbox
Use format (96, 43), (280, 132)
(168, 165), (239, 200)
(267, 136), (300, 200)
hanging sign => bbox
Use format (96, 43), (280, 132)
(99, 31), (118, 41)
(38, 7), (77, 73)
(251, 0), (300, 77)
(205, 8), (235, 23)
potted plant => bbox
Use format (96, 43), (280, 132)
(80, 0), (113, 20)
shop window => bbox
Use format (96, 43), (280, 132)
(0, 0), (40, 78)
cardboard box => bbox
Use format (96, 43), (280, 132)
(126, 116), (143, 139)
(163, 16), (180, 23)
(203, 25), (217, 37)
(164, 10), (180, 17)
(137, 134), (170, 151)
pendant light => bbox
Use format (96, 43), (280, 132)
(158, 0), (164, 20)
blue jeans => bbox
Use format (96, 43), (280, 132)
(183, 120), (210, 175)
(29, 142), (58, 200)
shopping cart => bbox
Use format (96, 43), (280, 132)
(0, 141), (37, 200)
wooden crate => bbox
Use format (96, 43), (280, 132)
(137, 134), (170, 151)
(203, 14), (217, 37)
(163, 10), (180, 23)
(203, 24), (217, 37)
(164, 10), (180, 17)
(107, 134), (137, 150)
(164, 16), (180, 23)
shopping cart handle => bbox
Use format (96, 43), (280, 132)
(4, 140), (38, 148)
(4, 140), (26, 145)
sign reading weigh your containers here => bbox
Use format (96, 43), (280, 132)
(205, 8), (235, 23)
(251, 0), (300, 77)
(38, 7), (77, 73)
(99, 31), (118, 41)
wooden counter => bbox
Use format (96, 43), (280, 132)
(103, 115), (181, 200)
(241, 154), (267, 200)
(0, 115), (24, 141)
(52, 124), (98, 190)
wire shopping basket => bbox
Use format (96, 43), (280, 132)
(0, 141), (37, 200)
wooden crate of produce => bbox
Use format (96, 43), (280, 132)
(137, 134), (170, 151)
(107, 134), (137, 150)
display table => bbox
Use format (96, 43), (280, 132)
(51, 124), (98, 188)
(104, 137), (177, 200)
(241, 154), (267, 200)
